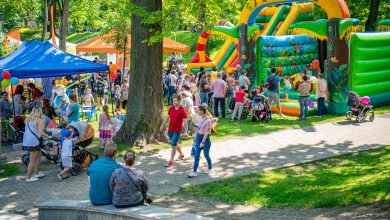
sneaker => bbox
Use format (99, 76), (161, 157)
(57, 173), (63, 180)
(100, 145), (105, 149)
(164, 161), (174, 167)
(176, 154), (185, 161)
(280, 114), (287, 118)
(187, 171), (197, 178)
(34, 172), (45, 178)
(186, 169), (194, 174)
(203, 169), (213, 174)
(26, 176), (39, 182)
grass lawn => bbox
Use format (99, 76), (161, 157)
(182, 146), (390, 208)
(0, 163), (20, 178)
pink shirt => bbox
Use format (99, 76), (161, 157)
(197, 117), (211, 135)
(211, 78), (226, 98)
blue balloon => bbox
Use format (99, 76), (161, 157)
(10, 77), (19, 85)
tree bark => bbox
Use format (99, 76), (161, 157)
(365, 0), (380, 32)
(58, 0), (70, 50)
(114, 0), (163, 147)
(42, 0), (48, 42)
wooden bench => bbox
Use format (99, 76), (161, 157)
(37, 200), (212, 220)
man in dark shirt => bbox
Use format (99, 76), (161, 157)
(198, 72), (210, 105)
(233, 64), (242, 81)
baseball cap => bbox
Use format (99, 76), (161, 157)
(62, 129), (73, 138)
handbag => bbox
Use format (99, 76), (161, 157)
(122, 167), (152, 205)
(27, 124), (44, 148)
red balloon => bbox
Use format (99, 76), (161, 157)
(2, 71), (11, 80)
(109, 72), (118, 80)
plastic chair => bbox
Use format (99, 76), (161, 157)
(81, 105), (98, 122)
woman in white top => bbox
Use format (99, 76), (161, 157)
(51, 80), (69, 108)
(22, 106), (51, 182)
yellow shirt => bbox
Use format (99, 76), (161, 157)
(210, 71), (218, 83)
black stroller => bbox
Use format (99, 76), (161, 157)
(251, 94), (272, 123)
(60, 123), (98, 176)
(346, 91), (374, 123)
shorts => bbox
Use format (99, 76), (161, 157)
(22, 145), (41, 152)
(61, 156), (73, 168)
(168, 132), (181, 147)
(268, 91), (280, 105)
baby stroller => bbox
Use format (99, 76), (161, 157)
(10, 116), (25, 145)
(22, 137), (61, 166)
(251, 94), (272, 123)
(60, 123), (98, 176)
(346, 91), (374, 123)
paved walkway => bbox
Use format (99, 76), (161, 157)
(1, 113), (390, 218)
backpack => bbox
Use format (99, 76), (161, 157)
(268, 75), (276, 91)
(164, 74), (171, 87)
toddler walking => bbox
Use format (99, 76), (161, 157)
(57, 129), (73, 180)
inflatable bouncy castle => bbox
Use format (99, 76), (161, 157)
(187, 0), (390, 116)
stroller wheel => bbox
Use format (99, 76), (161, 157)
(346, 111), (352, 120)
(357, 115), (364, 123)
(70, 163), (82, 176)
(53, 155), (60, 164)
(22, 154), (30, 166)
(369, 113), (374, 122)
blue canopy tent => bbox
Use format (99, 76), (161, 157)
(0, 41), (108, 78)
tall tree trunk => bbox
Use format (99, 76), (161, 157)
(114, 0), (163, 146)
(58, 0), (70, 50)
(42, 0), (48, 42)
(365, 0), (380, 32)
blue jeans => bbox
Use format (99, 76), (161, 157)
(213, 97), (226, 118)
(168, 86), (176, 105)
(199, 92), (209, 105)
(168, 132), (181, 147)
(299, 96), (310, 119)
(317, 97), (325, 116)
(193, 134), (212, 172)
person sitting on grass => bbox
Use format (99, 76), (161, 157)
(231, 86), (246, 121)
(87, 143), (121, 206)
(57, 129), (73, 180)
(298, 75), (311, 121)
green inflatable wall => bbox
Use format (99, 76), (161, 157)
(349, 32), (390, 106)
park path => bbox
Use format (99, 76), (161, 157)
(0, 113), (390, 219)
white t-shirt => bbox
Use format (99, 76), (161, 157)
(178, 63), (186, 71)
(84, 94), (93, 106)
(62, 139), (73, 157)
(169, 74), (177, 87)
(53, 85), (66, 96)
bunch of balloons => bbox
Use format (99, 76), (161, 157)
(1, 71), (20, 88)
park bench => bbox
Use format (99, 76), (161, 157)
(37, 200), (212, 220)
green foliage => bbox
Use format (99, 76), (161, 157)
(0, 163), (20, 178)
(183, 146), (390, 208)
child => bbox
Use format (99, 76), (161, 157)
(84, 89), (94, 106)
(99, 105), (112, 149)
(283, 76), (292, 99)
(231, 86), (246, 121)
(58, 99), (68, 121)
(15, 96), (28, 116)
(114, 85), (121, 109)
(57, 129), (73, 180)
(103, 81), (109, 106)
